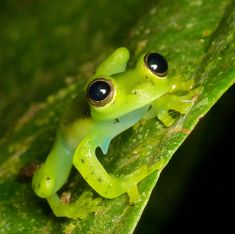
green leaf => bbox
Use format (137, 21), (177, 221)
(0, 0), (234, 233)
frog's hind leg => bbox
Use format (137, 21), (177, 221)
(32, 132), (74, 198)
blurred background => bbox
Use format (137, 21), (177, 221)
(0, 1), (234, 233)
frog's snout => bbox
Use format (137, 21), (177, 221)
(32, 165), (55, 198)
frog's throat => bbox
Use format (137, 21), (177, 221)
(97, 105), (150, 154)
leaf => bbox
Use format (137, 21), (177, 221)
(0, 0), (155, 137)
(0, 0), (235, 234)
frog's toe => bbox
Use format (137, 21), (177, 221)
(126, 184), (141, 204)
(157, 111), (176, 127)
(70, 191), (102, 219)
(47, 191), (102, 219)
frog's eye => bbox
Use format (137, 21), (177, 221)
(144, 53), (168, 77)
(87, 78), (114, 107)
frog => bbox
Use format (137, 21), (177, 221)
(32, 47), (198, 219)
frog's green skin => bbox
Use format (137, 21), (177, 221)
(32, 47), (196, 219)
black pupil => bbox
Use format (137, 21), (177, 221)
(88, 80), (111, 101)
(146, 53), (168, 76)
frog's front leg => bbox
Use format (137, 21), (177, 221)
(145, 88), (200, 126)
(73, 134), (154, 203)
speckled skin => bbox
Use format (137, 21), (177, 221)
(32, 47), (196, 219)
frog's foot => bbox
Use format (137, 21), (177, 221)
(120, 165), (150, 204)
(157, 108), (178, 127)
(120, 159), (166, 203)
(157, 88), (202, 127)
(47, 191), (102, 219)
